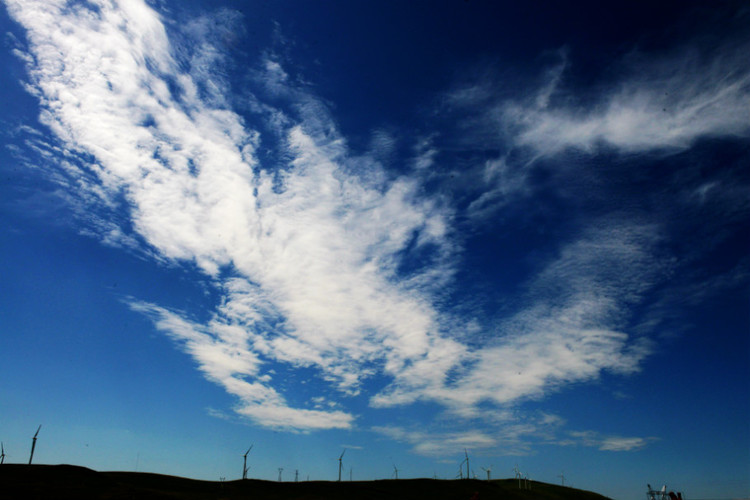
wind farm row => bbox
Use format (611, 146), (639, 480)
(236, 444), (546, 487)
(2, 426), (566, 488)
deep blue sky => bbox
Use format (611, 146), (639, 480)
(1, 2), (748, 499)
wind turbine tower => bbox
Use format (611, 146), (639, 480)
(295, 469), (299, 482)
(513, 465), (522, 488)
(481, 465), (492, 480)
(392, 464), (399, 480)
(242, 445), (253, 480)
(464, 449), (470, 480)
(1, 442), (5, 464)
(558, 472), (566, 486)
(29, 425), (41, 465)
(337, 449), (346, 482)
(278, 468), (283, 482)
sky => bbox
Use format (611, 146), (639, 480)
(0, 1), (748, 499)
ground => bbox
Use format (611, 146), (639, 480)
(0, 464), (613, 500)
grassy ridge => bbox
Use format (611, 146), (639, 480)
(0, 464), (613, 500)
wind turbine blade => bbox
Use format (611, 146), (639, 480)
(34, 425), (41, 438)
(339, 449), (346, 459)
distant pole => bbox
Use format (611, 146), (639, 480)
(29, 425), (41, 465)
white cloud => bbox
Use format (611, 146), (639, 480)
(5, 0), (464, 430)
(372, 411), (567, 457)
(371, 222), (659, 413)
(4, 0), (694, 437)
(372, 426), (499, 457)
(504, 43), (750, 155)
(561, 431), (658, 452)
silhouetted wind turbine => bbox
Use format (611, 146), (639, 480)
(29, 425), (41, 465)
(558, 472), (565, 486)
(337, 449), (346, 482)
(1, 442), (5, 464)
(278, 467), (283, 482)
(295, 469), (299, 482)
(464, 449), (470, 480)
(481, 465), (492, 480)
(242, 445), (253, 480)
(392, 464), (399, 480)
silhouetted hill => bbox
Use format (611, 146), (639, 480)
(0, 464), (613, 500)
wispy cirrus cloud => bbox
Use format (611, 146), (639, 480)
(374, 414), (655, 457)
(371, 222), (659, 414)
(4, 0), (454, 430)
(442, 39), (750, 222)
(373, 426), (500, 457)
(559, 431), (658, 452)
(450, 41), (750, 158)
(6, 0), (743, 446)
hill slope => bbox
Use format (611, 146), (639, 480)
(0, 464), (613, 500)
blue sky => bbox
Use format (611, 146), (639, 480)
(1, 1), (748, 499)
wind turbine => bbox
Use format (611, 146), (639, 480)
(29, 425), (41, 465)
(392, 464), (399, 480)
(242, 445), (253, 480)
(337, 449), (346, 482)
(1, 442), (5, 464)
(295, 469), (299, 482)
(278, 467), (283, 482)
(513, 465), (522, 488)
(457, 455), (467, 479)
(481, 465), (492, 480)
(464, 449), (470, 480)
(558, 472), (566, 486)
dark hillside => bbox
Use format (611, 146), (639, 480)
(0, 465), (613, 500)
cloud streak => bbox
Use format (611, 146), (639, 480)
(512, 44), (750, 155)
